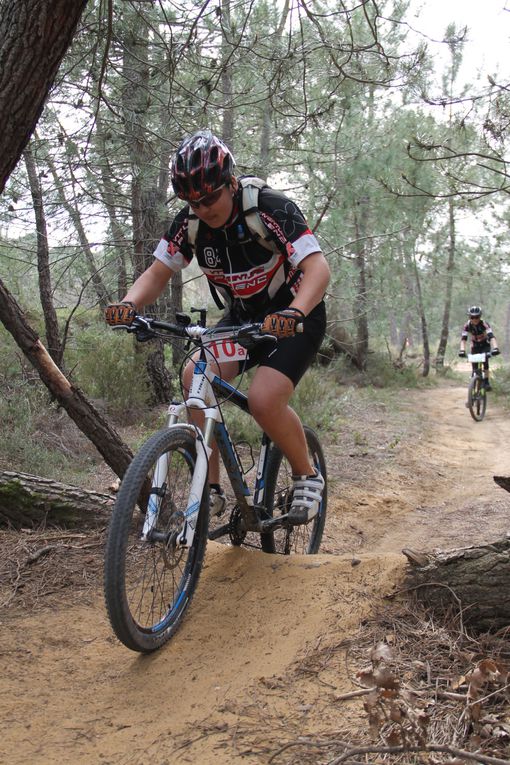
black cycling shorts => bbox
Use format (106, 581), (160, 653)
(217, 301), (326, 387)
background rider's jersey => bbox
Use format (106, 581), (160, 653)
(153, 186), (322, 321)
(461, 319), (494, 350)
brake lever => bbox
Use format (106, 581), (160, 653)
(236, 327), (277, 349)
(124, 316), (156, 342)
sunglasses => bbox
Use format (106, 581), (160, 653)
(187, 186), (225, 209)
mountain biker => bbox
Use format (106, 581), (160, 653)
(458, 305), (500, 390)
(105, 129), (330, 526)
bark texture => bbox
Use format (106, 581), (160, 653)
(403, 538), (510, 633)
(0, 0), (88, 192)
(0, 471), (114, 528)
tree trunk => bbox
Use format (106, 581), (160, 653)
(94, 113), (131, 300)
(353, 199), (370, 371)
(220, 0), (234, 147)
(0, 0), (88, 193)
(0, 471), (114, 529)
(23, 143), (64, 367)
(322, 323), (362, 369)
(0, 279), (133, 480)
(256, 0), (290, 180)
(403, 538), (510, 633)
(122, 15), (173, 404)
(435, 199), (456, 372)
(412, 249), (430, 377)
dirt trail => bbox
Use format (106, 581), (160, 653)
(1, 383), (509, 764)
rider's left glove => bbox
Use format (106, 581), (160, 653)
(261, 307), (305, 338)
(491, 347), (500, 356)
(105, 301), (137, 326)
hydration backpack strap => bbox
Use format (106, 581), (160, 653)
(238, 176), (275, 252)
(185, 213), (225, 309)
(187, 212), (199, 250)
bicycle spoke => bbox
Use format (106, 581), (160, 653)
(261, 427), (327, 555)
(104, 428), (209, 652)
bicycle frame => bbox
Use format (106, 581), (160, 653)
(144, 335), (274, 549)
(465, 351), (491, 422)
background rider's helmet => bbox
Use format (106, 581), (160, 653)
(468, 305), (482, 318)
(170, 130), (234, 202)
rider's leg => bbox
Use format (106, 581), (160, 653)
(483, 359), (491, 388)
(182, 356), (239, 484)
(248, 366), (324, 524)
(247, 366), (313, 476)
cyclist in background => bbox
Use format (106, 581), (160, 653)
(458, 305), (500, 390)
(105, 129), (330, 526)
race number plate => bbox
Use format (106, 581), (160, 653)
(208, 339), (247, 362)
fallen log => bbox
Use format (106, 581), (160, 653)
(0, 470), (115, 529)
(402, 537), (510, 633)
(494, 475), (510, 493)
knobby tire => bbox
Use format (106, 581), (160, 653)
(104, 427), (209, 652)
(468, 376), (487, 422)
(261, 426), (327, 554)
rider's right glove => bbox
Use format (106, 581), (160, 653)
(458, 350), (466, 358)
(491, 347), (500, 356)
(261, 307), (305, 338)
(105, 301), (137, 326)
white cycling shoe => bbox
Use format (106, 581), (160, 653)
(210, 486), (227, 517)
(288, 470), (325, 526)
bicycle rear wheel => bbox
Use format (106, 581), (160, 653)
(104, 427), (209, 652)
(260, 426), (327, 555)
(468, 376), (487, 422)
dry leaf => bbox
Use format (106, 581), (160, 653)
(374, 666), (400, 690)
(357, 668), (377, 688)
(371, 642), (393, 664)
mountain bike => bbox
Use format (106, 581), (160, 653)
(466, 352), (491, 422)
(103, 312), (327, 653)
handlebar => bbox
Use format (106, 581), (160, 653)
(115, 314), (277, 347)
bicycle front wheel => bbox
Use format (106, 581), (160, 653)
(261, 426), (327, 555)
(104, 427), (209, 652)
(468, 376), (487, 422)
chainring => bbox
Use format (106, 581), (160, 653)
(228, 505), (247, 546)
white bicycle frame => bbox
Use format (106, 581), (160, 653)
(141, 322), (256, 548)
(138, 323), (275, 548)
(141, 355), (219, 546)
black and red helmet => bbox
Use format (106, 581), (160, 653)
(171, 130), (235, 202)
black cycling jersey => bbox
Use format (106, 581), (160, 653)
(153, 186), (323, 322)
(461, 319), (494, 351)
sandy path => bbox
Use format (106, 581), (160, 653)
(1, 383), (509, 764)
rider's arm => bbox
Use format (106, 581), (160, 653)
(257, 188), (329, 317)
(460, 323), (469, 353)
(288, 252), (330, 317)
(485, 323), (497, 349)
(123, 260), (175, 310)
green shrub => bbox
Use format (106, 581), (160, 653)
(65, 324), (151, 417)
(326, 351), (435, 389)
(0, 383), (83, 479)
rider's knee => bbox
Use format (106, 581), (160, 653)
(248, 386), (283, 422)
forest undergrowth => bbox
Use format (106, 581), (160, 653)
(1, 338), (510, 764)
